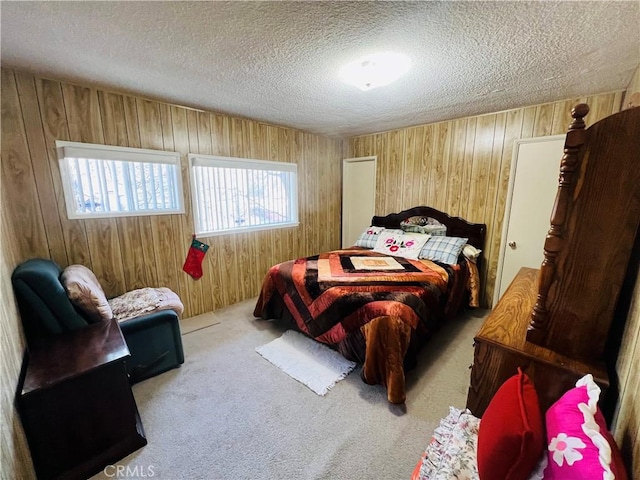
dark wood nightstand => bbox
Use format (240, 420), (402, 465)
(17, 319), (147, 480)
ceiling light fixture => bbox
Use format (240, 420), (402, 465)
(339, 52), (411, 91)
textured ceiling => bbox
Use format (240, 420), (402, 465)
(1, 1), (639, 138)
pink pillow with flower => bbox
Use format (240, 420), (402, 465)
(543, 374), (628, 480)
(372, 231), (430, 259)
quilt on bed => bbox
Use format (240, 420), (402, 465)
(254, 249), (458, 343)
(254, 248), (468, 402)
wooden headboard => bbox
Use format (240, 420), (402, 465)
(371, 206), (487, 251)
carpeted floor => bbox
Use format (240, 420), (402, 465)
(91, 299), (488, 480)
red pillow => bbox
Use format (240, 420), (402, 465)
(477, 368), (545, 480)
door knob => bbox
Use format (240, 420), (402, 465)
(508, 241), (517, 249)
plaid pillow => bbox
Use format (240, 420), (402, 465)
(354, 226), (385, 248)
(419, 236), (468, 265)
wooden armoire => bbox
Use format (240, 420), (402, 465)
(467, 104), (640, 417)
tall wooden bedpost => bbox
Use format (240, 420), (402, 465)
(527, 103), (589, 344)
(468, 104), (640, 421)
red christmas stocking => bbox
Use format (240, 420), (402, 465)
(183, 236), (210, 280)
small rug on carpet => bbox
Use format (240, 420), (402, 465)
(255, 330), (357, 396)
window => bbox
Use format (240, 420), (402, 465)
(56, 141), (184, 219)
(189, 154), (298, 236)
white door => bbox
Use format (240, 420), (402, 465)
(342, 156), (377, 248)
(494, 135), (566, 304)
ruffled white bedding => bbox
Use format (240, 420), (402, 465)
(417, 407), (480, 480)
(415, 407), (546, 480)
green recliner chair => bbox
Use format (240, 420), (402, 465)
(12, 258), (185, 383)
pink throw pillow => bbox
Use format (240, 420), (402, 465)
(543, 374), (628, 480)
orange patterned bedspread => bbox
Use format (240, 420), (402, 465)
(254, 249), (460, 345)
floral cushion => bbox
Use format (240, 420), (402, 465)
(372, 231), (430, 259)
(416, 407), (480, 480)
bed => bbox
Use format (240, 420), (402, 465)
(253, 206), (486, 404)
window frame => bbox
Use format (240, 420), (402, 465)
(56, 140), (185, 220)
(188, 153), (299, 237)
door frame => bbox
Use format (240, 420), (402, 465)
(342, 156), (377, 248)
(493, 134), (565, 306)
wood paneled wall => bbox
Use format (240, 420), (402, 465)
(611, 63), (640, 478)
(347, 92), (623, 306)
(1, 68), (343, 318)
(622, 64), (640, 109)
(614, 268), (640, 477)
(1, 167), (35, 477)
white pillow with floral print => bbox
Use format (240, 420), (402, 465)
(372, 231), (430, 260)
